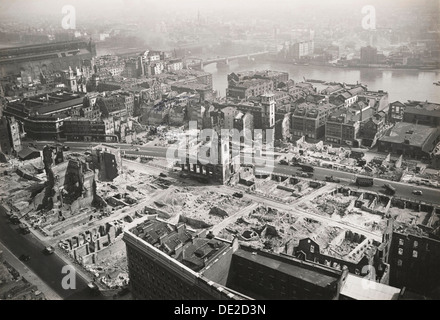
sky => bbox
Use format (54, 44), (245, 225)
(0, 0), (436, 15)
(0, 0), (438, 25)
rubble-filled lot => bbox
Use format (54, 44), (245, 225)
(388, 207), (431, 226)
(84, 239), (129, 289)
(298, 192), (387, 233)
(253, 175), (324, 201)
(216, 205), (344, 253)
(149, 187), (253, 228)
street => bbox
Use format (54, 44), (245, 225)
(0, 205), (103, 300)
(29, 140), (440, 205)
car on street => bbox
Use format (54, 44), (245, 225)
(233, 192), (244, 198)
(325, 176), (341, 183)
(19, 223), (30, 235)
(44, 246), (55, 255)
(412, 190), (423, 196)
(19, 254), (31, 262)
(62, 145), (70, 151)
(300, 172), (313, 178)
(9, 215), (20, 225)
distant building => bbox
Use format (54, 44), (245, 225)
(290, 41), (314, 60)
(97, 92), (134, 118)
(325, 101), (373, 147)
(329, 85), (366, 108)
(402, 101), (440, 127)
(377, 123), (440, 159)
(291, 102), (339, 140)
(228, 70), (288, 91)
(0, 40), (96, 79)
(166, 59), (183, 72)
(389, 101), (406, 123)
(359, 111), (389, 147)
(227, 79), (274, 100)
(63, 117), (117, 142)
(360, 46), (378, 64)
(170, 82), (214, 102)
(358, 90), (389, 113)
(179, 128), (238, 184)
(25, 113), (70, 140)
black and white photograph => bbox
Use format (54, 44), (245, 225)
(0, 0), (438, 308)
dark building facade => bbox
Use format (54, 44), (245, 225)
(388, 229), (440, 296)
(226, 246), (347, 300)
(402, 102), (440, 127)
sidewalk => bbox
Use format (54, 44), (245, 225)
(0, 241), (62, 300)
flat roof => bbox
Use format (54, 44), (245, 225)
(234, 249), (340, 288)
(340, 274), (401, 300)
(36, 97), (84, 115)
(379, 123), (439, 147)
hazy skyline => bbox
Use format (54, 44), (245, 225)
(1, 0), (438, 19)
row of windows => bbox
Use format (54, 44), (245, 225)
(399, 238), (422, 249)
(397, 248), (418, 258)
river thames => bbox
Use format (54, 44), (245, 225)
(204, 61), (440, 103)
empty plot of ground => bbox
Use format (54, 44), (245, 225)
(299, 193), (387, 233)
(150, 187), (253, 227)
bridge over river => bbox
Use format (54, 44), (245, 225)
(185, 51), (269, 70)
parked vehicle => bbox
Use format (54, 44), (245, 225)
(300, 172), (312, 178)
(356, 176), (374, 187)
(325, 176), (341, 183)
(383, 184), (396, 195)
(19, 223), (30, 235)
(19, 254), (31, 262)
(44, 246), (55, 255)
(300, 165), (314, 173)
(278, 159), (288, 165)
(9, 215), (20, 225)
(233, 192), (244, 198)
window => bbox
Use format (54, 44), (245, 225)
(413, 250), (418, 258)
(310, 245), (315, 253)
(413, 241), (418, 248)
(399, 239), (404, 246)
(398, 248), (403, 255)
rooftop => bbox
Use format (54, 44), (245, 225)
(129, 219), (228, 272)
(404, 101), (440, 117)
(233, 247), (342, 289)
(379, 123), (439, 149)
(340, 274), (401, 300)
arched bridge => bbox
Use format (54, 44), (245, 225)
(185, 51), (269, 70)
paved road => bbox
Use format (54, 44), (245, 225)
(29, 141), (440, 205)
(0, 205), (103, 300)
(268, 164), (440, 205)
